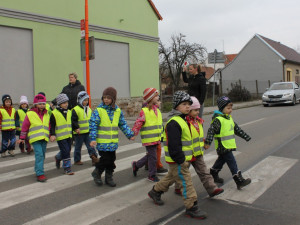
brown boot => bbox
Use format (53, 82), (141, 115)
(90, 154), (99, 166)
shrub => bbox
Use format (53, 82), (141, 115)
(227, 82), (251, 102)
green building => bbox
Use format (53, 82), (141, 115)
(0, 0), (162, 103)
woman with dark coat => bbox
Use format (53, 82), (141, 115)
(182, 64), (207, 117)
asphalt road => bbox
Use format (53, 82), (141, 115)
(0, 103), (300, 225)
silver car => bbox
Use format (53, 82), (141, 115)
(262, 82), (300, 107)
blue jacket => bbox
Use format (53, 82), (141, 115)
(89, 103), (134, 151)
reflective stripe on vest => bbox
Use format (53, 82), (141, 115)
(214, 116), (237, 149)
(163, 116), (193, 163)
(27, 111), (50, 144)
(72, 106), (92, 134)
(0, 108), (16, 130)
(140, 108), (163, 144)
(52, 109), (72, 141)
(96, 108), (120, 144)
(17, 109), (27, 131)
(190, 121), (204, 157)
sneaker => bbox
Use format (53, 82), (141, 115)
(37, 175), (47, 182)
(209, 188), (224, 197)
(147, 175), (160, 182)
(185, 204), (207, 219)
(1, 152), (6, 158)
(55, 156), (61, 169)
(157, 167), (168, 175)
(132, 161), (138, 177)
(65, 169), (74, 175)
(8, 150), (15, 157)
(148, 186), (164, 205)
(74, 161), (83, 165)
(174, 188), (182, 196)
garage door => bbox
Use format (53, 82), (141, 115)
(0, 26), (34, 103)
(86, 39), (130, 99)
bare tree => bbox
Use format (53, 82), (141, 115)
(159, 33), (207, 92)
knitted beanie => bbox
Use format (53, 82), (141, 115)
(102, 87), (117, 107)
(217, 96), (232, 112)
(33, 94), (47, 105)
(56, 93), (69, 106)
(172, 91), (193, 109)
(20, 96), (29, 105)
(143, 88), (159, 103)
(190, 96), (201, 110)
(2, 94), (12, 105)
(38, 92), (46, 97)
(77, 91), (89, 106)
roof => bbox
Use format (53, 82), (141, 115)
(225, 54), (237, 65)
(256, 34), (300, 64)
(201, 66), (215, 80)
(148, 0), (163, 20)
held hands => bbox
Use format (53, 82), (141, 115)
(75, 129), (80, 134)
(204, 144), (210, 150)
(17, 139), (24, 144)
(130, 136), (135, 141)
(50, 135), (56, 142)
(90, 141), (97, 147)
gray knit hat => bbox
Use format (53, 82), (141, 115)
(56, 93), (69, 106)
(77, 91), (89, 106)
(217, 96), (232, 112)
(172, 91), (193, 109)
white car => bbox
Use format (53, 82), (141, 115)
(262, 82), (300, 107)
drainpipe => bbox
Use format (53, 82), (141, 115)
(282, 60), (286, 82)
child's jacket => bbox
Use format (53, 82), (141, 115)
(50, 108), (72, 141)
(72, 105), (92, 134)
(0, 106), (16, 131)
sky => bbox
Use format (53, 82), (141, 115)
(152, 0), (300, 55)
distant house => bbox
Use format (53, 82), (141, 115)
(220, 34), (300, 94)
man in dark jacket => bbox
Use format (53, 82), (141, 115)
(52, 73), (85, 109)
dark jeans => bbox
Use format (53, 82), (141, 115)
(212, 151), (238, 175)
(96, 151), (116, 173)
(56, 138), (72, 169)
(74, 133), (97, 162)
(1, 130), (16, 152)
(136, 144), (157, 177)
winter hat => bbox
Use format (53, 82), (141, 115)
(33, 94), (47, 105)
(38, 92), (46, 97)
(2, 94), (12, 105)
(143, 88), (159, 103)
(20, 96), (29, 105)
(77, 91), (89, 106)
(172, 91), (193, 109)
(102, 87), (117, 107)
(56, 93), (69, 106)
(217, 96), (232, 112)
(190, 96), (201, 110)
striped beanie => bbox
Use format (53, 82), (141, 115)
(172, 91), (193, 109)
(56, 93), (69, 106)
(217, 96), (232, 112)
(143, 88), (159, 103)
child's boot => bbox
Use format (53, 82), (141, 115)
(148, 186), (164, 205)
(105, 170), (116, 187)
(90, 154), (99, 166)
(185, 201), (207, 219)
(210, 168), (224, 184)
(91, 168), (103, 186)
(233, 171), (251, 190)
(64, 168), (74, 175)
(20, 143), (25, 153)
(8, 150), (15, 157)
(1, 152), (6, 158)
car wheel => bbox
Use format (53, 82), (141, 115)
(291, 95), (296, 106)
(263, 104), (269, 107)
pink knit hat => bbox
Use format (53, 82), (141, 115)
(143, 88), (159, 103)
(33, 94), (46, 105)
(190, 96), (201, 110)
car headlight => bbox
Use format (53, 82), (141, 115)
(262, 94), (268, 98)
(283, 93), (292, 97)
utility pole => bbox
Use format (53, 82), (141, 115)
(85, 0), (91, 106)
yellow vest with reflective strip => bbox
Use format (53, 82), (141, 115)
(46, 103), (52, 116)
(163, 116), (193, 163)
(96, 108), (120, 144)
(17, 109), (26, 131)
(140, 108), (163, 144)
(72, 106), (92, 134)
(214, 116), (236, 149)
(52, 109), (72, 141)
(190, 121), (204, 157)
(27, 111), (50, 144)
(0, 108), (16, 130)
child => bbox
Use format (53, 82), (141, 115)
(16, 96), (32, 154)
(148, 91), (207, 219)
(0, 95), (16, 157)
(50, 94), (74, 175)
(204, 96), (251, 190)
(90, 87), (134, 187)
(131, 88), (163, 182)
(38, 92), (53, 116)
(72, 91), (98, 165)
(18, 94), (50, 182)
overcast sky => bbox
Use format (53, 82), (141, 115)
(152, 0), (300, 55)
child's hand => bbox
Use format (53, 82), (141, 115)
(130, 136), (135, 141)
(17, 139), (24, 144)
(90, 141), (97, 147)
(50, 136), (56, 142)
(204, 144), (210, 150)
(75, 129), (80, 134)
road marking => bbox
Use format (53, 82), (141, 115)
(240, 118), (265, 127)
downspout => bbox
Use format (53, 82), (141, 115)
(282, 60), (286, 82)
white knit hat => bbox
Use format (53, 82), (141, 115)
(20, 96), (28, 105)
(56, 93), (69, 105)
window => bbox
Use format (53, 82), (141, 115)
(296, 69), (299, 74)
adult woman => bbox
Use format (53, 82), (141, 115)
(182, 64), (207, 117)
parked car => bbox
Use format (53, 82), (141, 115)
(262, 82), (300, 107)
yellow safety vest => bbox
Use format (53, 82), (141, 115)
(0, 108), (16, 130)
(96, 108), (120, 144)
(27, 111), (50, 144)
(190, 121), (204, 157)
(72, 105), (92, 134)
(140, 108), (163, 144)
(52, 109), (72, 141)
(163, 116), (193, 163)
(17, 109), (27, 131)
(46, 103), (52, 116)
(214, 116), (236, 149)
